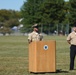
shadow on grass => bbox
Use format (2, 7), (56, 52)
(29, 69), (69, 74)
(56, 69), (69, 73)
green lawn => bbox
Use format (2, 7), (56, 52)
(0, 35), (76, 75)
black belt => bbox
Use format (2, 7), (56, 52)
(71, 45), (76, 46)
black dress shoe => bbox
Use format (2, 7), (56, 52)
(69, 69), (74, 70)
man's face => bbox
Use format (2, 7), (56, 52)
(34, 27), (38, 32)
(73, 27), (76, 32)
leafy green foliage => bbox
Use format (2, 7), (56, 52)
(21, 0), (66, 34)
(0, 9), (21, 35)
(40, 0), (65, 24)
(69, 0), (76, 26)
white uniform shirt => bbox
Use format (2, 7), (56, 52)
(28, 31), (43, 42)
(67, 31), (76, 45)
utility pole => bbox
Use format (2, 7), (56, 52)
(41, 24), (43, 33)
(57, 24), (58, 35)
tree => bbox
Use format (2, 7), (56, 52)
(0, 9), (21, 35)
(41, 0), (65, 25)
(21, 0), (44, 32)
(0, 9), (12, 22)
(0, 27), (11, 35)
(21, 0), (66, 34)
(69, 0), (76, 26)
(4, 19), (19, 28)
(40, 0), (66, 33)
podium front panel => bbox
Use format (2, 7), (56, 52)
(29, 41), (56, 73)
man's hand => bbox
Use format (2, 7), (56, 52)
(67, 40), (71, 44)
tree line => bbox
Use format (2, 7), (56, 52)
(0, 0), (76, 35)
(0, 9), (21, 35)
(21, 0), (76, 35)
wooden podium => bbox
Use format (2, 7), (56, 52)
(29, 41), (56, 73)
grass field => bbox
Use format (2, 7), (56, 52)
(0, 35), (76, 75)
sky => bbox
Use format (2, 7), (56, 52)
(0, 0), (69, 11)
(0, 0), (26, 11)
